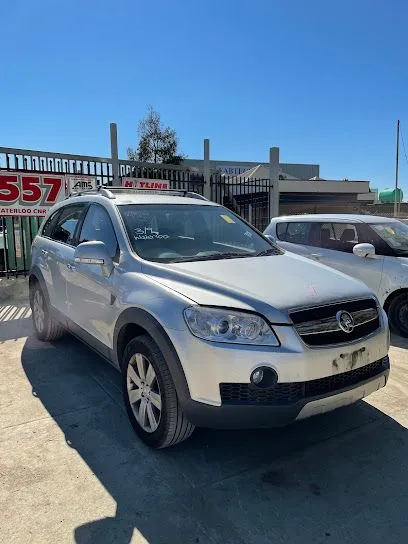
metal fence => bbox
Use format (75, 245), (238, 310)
(211, 175), (271, 231)
(119, 160), (205, 195)
(0, 215), (42, 278)
(1, 147), (114, 186)
(0, 147), (205, 277)
(0, 146), (276, 277)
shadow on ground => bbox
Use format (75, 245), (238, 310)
(391, 332), (408, 349)
(0, 304), (31, 342)
(22, 333), (408, 544)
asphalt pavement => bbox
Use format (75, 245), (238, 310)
(1, 298), (408, 544)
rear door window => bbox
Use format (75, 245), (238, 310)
(49, 205), (86, 246)
(318, 223), (360, 253)
(41, 210), (61, 238)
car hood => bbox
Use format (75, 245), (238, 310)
(142, 252), (374, 324)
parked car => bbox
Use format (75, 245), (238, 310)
(265, 214), (408, 337)
(29, 190), (389, 448)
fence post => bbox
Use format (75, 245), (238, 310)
(110, 122), (120, 186)
(269, 147), (280, 219)
(203, 138), (211, 200)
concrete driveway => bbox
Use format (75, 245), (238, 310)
(1, 299), (408, 544)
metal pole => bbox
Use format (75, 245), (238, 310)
(203, 138), (211, 200)
(110, 122), (120, 186)
(269, 147), (280, 219)
(394, 120), (400, 218)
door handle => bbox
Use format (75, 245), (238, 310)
(66, 263), (76, 271)
(311, 253), (323, 260)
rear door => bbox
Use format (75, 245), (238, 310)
(39, 204), (87, 316)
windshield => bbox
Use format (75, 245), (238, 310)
(118, 204), (280, 262)
(370, 222), (408, 254)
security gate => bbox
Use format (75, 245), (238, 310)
(211, 175), (272, 231)
(0, 147), (204, 277)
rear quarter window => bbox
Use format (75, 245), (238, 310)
(277, 222), (311, 245)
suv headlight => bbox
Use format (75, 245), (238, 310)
(183, 306), (279, 346)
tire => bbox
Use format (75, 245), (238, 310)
(122, 335), (195, 448)
(30, 282), (65, 341)
(388, 293), (408, 337)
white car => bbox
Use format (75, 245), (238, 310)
(265, 214), (408, 337)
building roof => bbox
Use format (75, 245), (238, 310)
(274, 214), (397, 223)
(226, 164), (299, 181)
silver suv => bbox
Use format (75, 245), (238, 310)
(29, 188), (390, 448)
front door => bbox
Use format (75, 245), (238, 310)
(65, 204), (121, 353)
(307, 222), (384, 297)
(274, 220), (384, 298)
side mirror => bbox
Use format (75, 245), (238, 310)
(74, 241), (114, 276)
(353, 243), (376, 258)
(265, 234), (276, 244)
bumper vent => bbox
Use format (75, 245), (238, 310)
(290, 298), (380, 346)
(220, 357), (388, 406)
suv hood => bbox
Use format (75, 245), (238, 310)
(142, 252), (374, 324)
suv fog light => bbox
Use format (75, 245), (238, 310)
(250, 366), (278, 389)
(251, 369), (264, 384)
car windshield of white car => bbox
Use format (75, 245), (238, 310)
(370, 222), (408, 254)
(118, 204), (281, 262)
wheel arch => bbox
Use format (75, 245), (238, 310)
(383, 288), (408, 314)
(113, 308), (191, 404)
(29, 267), (49, 306)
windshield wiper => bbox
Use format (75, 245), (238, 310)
(254, 248), (280, 257)
(168, 252), (254, 263)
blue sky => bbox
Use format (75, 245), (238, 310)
(1, 0), (408, 191)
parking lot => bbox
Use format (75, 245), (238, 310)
(1, 294), (408, 544)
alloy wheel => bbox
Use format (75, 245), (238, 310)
(33, 290), (45, 333)
(127, 353), (162, 433)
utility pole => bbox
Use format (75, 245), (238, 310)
(110, 123), (120, 186)
(394, 119), (400, 217)
(269, 147), (280, 219)
(203, 139), (211, 200)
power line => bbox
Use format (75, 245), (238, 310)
(400, 125), (408, 167)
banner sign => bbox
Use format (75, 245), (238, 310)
(122, 177), (170, 190)
(67, 175), (97, 194)
(0, 172), (65, 217)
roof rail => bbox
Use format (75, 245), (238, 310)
(66, 186), (113, 199)
(67, 186), (208, 200)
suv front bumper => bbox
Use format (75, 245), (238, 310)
(181, 356), (389, 429)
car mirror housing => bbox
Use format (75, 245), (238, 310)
(74, 241), (114, 276)
(353, 243), (376, 258)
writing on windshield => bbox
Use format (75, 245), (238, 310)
(119, 204), (280, 262)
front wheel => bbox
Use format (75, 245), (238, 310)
(122, 335), (195, 448)
(388, 293), (408, 337)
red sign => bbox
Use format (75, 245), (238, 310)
(122, 177), (170, 190)
(0, 172), (65, 216)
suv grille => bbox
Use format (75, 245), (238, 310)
(220, 357), (389, 406)
(289, 298), (379, 346)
